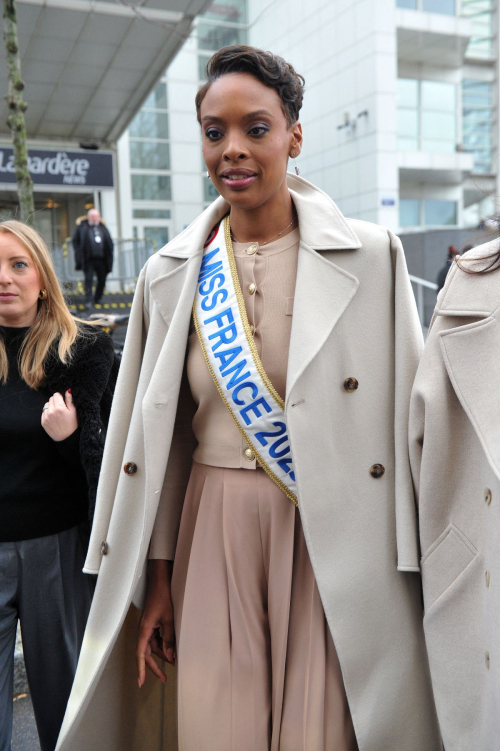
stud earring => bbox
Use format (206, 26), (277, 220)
(39, 289), (47, 300)
(206, 170), (210, 178)
(293, 154), (300, 176)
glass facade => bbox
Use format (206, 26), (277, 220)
(462, 80), (493, 172)
(400, 198), (458, 227)
(397, 0), (456, 12)
(398, 78), (457, 152)
(461, 0), (494, 58)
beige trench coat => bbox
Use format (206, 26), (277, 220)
(410, 242), (500, 751)
(56, 175), (440, 751)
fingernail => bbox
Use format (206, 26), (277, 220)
(68, 388), (72, 394)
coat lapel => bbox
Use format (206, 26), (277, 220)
(286, 242), (359, 406)
(440, 307), (500, 481)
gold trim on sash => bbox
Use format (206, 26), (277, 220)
(192, 216), (298, 507)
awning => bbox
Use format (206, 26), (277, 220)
(0, 0), (211, 145)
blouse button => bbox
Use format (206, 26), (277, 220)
(246, 244), (258, 255)
(248, 283), (256, 295)
(244, 448), (255, 461)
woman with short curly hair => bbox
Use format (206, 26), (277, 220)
(56, 46), (440, 751)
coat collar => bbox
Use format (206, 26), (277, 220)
(435, 240), (500, 318)
(157, 173), (361, 258)
(440, 306), (500, 481)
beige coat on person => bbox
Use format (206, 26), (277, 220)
(410, 242), (500, 751)
(56, 175), (441, 751)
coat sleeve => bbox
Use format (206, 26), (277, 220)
(83, 268), (148, 573)
(148, 369), (197, 560)
(389, 230), (424, 572)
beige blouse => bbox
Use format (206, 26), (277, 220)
(188, 227), (300, 469)
(149, 228), (300, 559)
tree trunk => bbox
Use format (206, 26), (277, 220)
(2, 0), (34, 223)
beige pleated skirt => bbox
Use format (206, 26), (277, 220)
(171, 462), (358, 751)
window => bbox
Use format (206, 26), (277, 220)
(397, 78), (456, 152)
(462, 80), (493, 172)
(461, 0), (494, 58)
(130, 141), (170, 171)
(143, 82), (168, 110)
(133, 208), (171, 219)
(129, 112), (169, 140)
(397, 0), (418, 7)
(197, 22), (246, 51)
(399, 199), (420, 227)
(422, 0), (455, 14)
(203, 0), (247, 23)
(132, 175), (171, 201)
(204, 176), (219, 202)
(424, 199), (457, 225)
(144, 226), (170, 248)
(399, 198), (458, 227)
(198, 54), (211, 81)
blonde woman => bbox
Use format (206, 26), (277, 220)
(0, 220), (116, 751)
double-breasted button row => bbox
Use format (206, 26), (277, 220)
(123, 462), (138, 475)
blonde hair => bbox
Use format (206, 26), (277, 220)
(0, 220), (86, 389)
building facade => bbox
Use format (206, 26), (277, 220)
(118, 0), (498, 241)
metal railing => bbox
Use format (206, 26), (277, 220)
(409, 274), (438, 325)
(51, 238), (156, 292)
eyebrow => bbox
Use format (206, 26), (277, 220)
(201, 109), (275, 123)
(9, 255), (29, 261)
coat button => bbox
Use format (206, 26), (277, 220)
(100, 541), (109, 556)
(343, 377), (359, 392)
(244, 448), (255, 461)
(484, 488), (492, 505)
(486, 651), (490, 670)
(123, 462), (138, 475)
(246, 244), (258, 255)
(370, 464), (385, 479)
(486, 571), (491, 588)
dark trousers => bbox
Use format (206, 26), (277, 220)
(0, 526), (93, 751)
(84, 258), (108, 303)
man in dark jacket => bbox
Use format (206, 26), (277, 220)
(436, 245), (457, 292)
(72, 209), (114, 306)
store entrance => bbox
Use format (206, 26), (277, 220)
(0, 191), (95, 247)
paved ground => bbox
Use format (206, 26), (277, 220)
(12, 695), (40, 751)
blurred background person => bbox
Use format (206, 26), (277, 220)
(72, 209), (114, 310)
(0, 220), (116, 751)
(436, 245), (457, 292)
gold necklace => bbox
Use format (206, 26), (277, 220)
(230, 216), (297, 246)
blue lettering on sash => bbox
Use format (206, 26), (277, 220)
(240, 396), (272, 426)
(198, 248), (222, 282)
(269, 435), (290, 458)
(200, 272), (228, 311)
(232, 381), (258, 406)
(222, 360), (251, 389)
(213, 346), (242, 371)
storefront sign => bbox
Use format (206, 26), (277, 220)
(0, 147), (114, 188)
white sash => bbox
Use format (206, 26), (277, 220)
(193, 215), (298, 507)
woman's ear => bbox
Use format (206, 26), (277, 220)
(289, 121), (303, 158)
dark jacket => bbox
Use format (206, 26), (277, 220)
(72, 220), (114, 274)
(44, 326), (118, 519)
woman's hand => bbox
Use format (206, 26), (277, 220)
(136, 559), (176, 688)
(41, 389), (78, 441)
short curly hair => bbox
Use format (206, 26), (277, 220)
(195, 45), (305, 126)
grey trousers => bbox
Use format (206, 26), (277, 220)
(0, 525), (94, 751)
